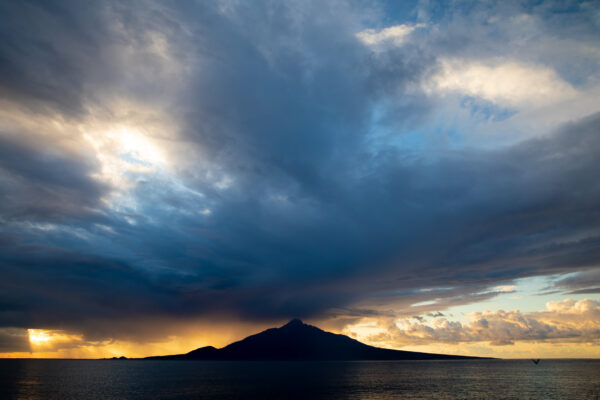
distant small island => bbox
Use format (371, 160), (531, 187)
(143, 319), (487, 361)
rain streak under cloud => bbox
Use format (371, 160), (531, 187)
(0, 0), (599, 358)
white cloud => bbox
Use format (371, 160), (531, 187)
(356, 24), (424, 46)
(428, 59), (578, 108)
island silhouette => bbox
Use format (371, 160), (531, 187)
(145, 319), (484, 360)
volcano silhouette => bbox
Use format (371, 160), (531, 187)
(146, 319), (482, 360)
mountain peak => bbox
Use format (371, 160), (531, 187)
(282, 318), (304, 328)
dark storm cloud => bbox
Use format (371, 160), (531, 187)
(0, 0), (190, 117)
(550, 270), (600, 295)
(0, 134), (107, 222)
(0, 230), (357, 340)
(0, 0), (598, 342)
(3, 113), (598, 339)
(0, 0), (108, 115)
(0, 328), (30, 353)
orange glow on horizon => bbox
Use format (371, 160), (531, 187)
(0, 320), (592, 359)
(8, 320), (275, 359)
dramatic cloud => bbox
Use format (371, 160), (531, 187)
(0, 0), (598, 356)
(549, 270), (600, 295)
(351, 298), (600, 347)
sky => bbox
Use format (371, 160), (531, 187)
(0, 0), (599, 359)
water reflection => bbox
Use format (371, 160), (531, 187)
(1, 359), (599, 400)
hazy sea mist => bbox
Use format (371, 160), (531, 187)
(1, 359), (598, 399)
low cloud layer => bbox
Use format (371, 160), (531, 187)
(0, 0), (599, 350)
(356, 298), (600, 347)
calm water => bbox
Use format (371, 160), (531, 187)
(0, 359), (598, 399)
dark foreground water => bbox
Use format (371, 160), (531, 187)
(0, 359), (598, 399)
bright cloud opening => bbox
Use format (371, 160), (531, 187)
(28, 329), (83, 350)
(429, 59), (578, 108)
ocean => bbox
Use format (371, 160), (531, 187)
(0, 359), (598, 399)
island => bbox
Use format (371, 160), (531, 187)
(145, 319), (486, 360)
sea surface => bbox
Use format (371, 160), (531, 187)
(0, 359), (598, 399)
